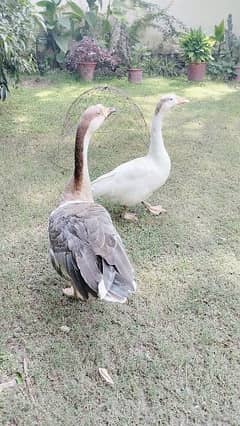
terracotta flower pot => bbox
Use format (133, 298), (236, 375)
(234, 64), (240, 81)
(128, 68), (143, 83)
(187, 63), (207, 81)
(78, 62), (97, 81)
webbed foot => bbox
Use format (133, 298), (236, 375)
(122, 212), (138, 222)
(62, 286), (82, 299)
(142, 201), (167, 215)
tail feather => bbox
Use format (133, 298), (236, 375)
(65, 253), (96, 300)
(98, 260), (116, 299)
(99, 261), (136, 303)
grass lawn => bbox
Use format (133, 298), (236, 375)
(0, 72), (240, 425)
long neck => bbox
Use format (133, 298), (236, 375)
(61, 121), (93, 203)
(73, 122), (93, 201)
(148, 112), (168, 159)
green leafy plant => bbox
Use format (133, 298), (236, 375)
(81, 0), (113, 48)
(112, 0), (184, 45)
(64, 1), (84, 41)
(213, 20), (225, 57)
(36, 0), (74, 70)
(232, 37), (240, 65)
(214, 20), (225, 43)
(208, 59), (235, 80)
(0, 0), (40, 100)
(109, 0), (184, 66)
(158, 55), (183, 77)
(208, 16), (240, 80)
(180, 28), (215, 63)
(142, 53), (183, 77)
(37, 0), (114, 72)
(225, 14), (240, 66)
(226, 13), (234, 56)
(129, 45), (149, 68)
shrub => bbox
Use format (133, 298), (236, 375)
(142, 53), (184, 77)
(208, 59), (235, 80)
(180, 28), (214, 63)
(66, 37), (120, 74)
(208, 15), (240, 80)
(0, 0), (40, 98)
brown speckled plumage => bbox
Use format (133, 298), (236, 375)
(48, 105), (136, 303)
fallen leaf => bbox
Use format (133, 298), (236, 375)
(15, 372), (23, 384)
(0, 379), (17, 392)
(23, 356), (35, 403)
(60, 325), (70, 333)
(98, 368), (114, 385)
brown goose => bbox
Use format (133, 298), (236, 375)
(48, 105), (136, 303)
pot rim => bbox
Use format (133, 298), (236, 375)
(188, 62), (207, 65)
(79, 61), (97, 65)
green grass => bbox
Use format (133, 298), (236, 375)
(0, 72), (240, 425)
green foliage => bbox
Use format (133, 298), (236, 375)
(208, 59), (235, 80)
(208, 15), (240, 80)
(142, 53), (183, 77)
(226, 13), (234, 55)
(129, 44), (183, 78)
(0, 0), (39, 99)
(129, 45), (149, 68)
(214, 20), (225, 44)
(224, 14), (240, 65)
(157, 55), (182, 77)
(109, 0), (185, 69)
(80, 1), (114, 48)
(180, 28), (214, 63)
(232, 37), (240, 65)
(36, 0), (76, 71)
(37, 0), (114, 72)
(112, 0), (184, 48)
(86, 0), (102, 11)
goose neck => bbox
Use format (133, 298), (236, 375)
(148, 113), (167, 158)
(73, 123), (93, 202)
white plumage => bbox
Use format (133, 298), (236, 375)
(92, 94), (188, 220)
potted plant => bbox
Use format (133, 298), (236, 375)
(73, 37), (99, 81)
(180, 28), (214, 81)
(128, 45), (148, 83)
(66, 37), (120, 81)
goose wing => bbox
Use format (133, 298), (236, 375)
(91, 169), (118, 198)
(48, 202), (136, 303)
(91, 157), (149, 198)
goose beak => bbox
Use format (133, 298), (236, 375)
(106, 107), (116, 117)
(176, 97), (189, 105)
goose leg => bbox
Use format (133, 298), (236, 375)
(142, 201), (167, 215)
(62, 283), (82, 300)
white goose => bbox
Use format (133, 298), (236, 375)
(92, 94), (189, 221)
(48, 105), (136, 303)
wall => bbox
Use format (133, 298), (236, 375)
(32, 0), (240, 36)
(161, 0), (240, 35)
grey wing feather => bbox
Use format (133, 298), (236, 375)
(48, 202), (136, 303)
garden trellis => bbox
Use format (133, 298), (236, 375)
(52, 85), (150, 174)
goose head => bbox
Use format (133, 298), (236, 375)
(81, 104), (116, 134)
(155, 94), (189, 115)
